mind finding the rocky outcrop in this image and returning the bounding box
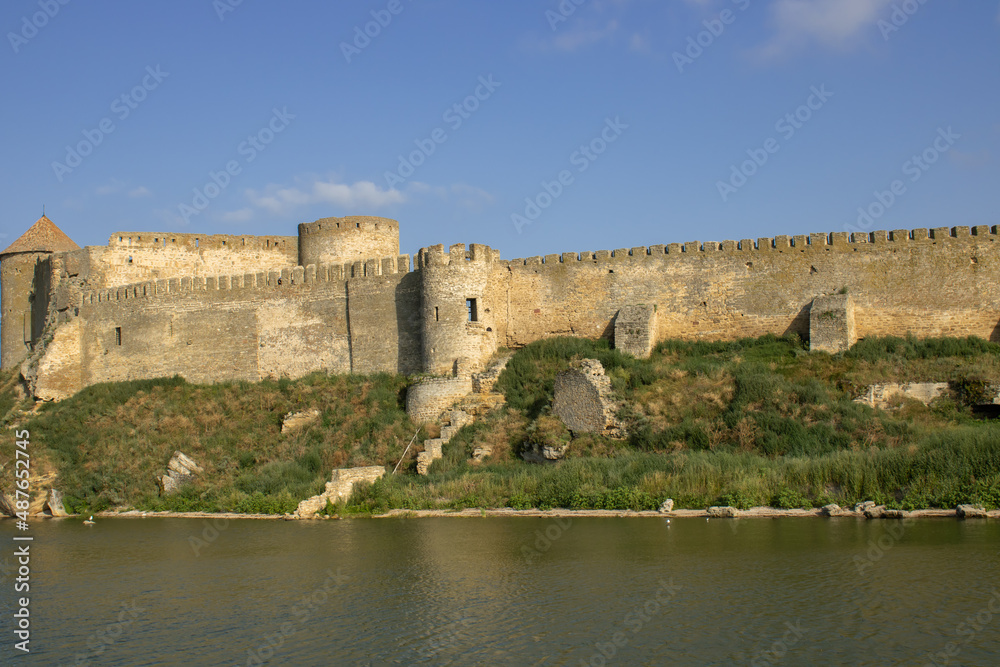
[820,503,843,516]
[552,359,624,437]
[46,489,69,517]
[957,504,987,518]
[295,466,385,518]
[854,383,952,409]
[281,408,321,434]
[159,451,203,494]
[521,441,569,463]
[707,506,740,518]
[659,499,674,514]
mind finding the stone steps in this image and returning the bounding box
[415,353,512,475]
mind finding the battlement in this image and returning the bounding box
[80,253,413,306]
[504,226,999,266]
[108,232,296,253]
[298,216,398,236]
[417,243,499,268]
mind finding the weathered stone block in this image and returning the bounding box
[615,305,657,358]
[552,359,623,437]
[810,294,856,353]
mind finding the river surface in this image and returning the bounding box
[1,516,998,666]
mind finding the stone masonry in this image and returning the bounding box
[4,215,1000,402]
[551,359,623,437]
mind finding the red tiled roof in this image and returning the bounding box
[1,215,80,256]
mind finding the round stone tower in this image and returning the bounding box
[297,216,399,267]
[0,215,80,369]
[418,243,498,376]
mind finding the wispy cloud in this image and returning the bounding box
[756,0,894,59]
[95,178,151,198]
[408,182,495,213]
[243,175,405,217]
[95,178,125,196]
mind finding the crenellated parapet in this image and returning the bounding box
[79,253,412,307]
[108,231,296,253]
[504,225,999,266]
[298,215,399,267]
[419,243,500,376]
[417,242,499,268]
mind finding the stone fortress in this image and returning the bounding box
[2,214,1000,411]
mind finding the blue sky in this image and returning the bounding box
[2,0,998,260]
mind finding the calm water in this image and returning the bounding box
[1,516,998,666]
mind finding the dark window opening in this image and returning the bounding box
[467,298,478,322]
[435,307,439,322]
[356,223,360,228]
[115,327,122,346]
[128,256,133,264]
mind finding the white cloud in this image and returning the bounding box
[243,176,405,217]
[629,32,651,54]
[550,20,619,52]
[95,178,125,196]
[757,0,894,58]
[128,186,152,198]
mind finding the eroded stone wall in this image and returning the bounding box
[497,227,1000,350]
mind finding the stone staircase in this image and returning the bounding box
[415,353,512,475]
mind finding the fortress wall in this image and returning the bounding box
[500,227,1000,349]
[419,244,499,376]
[346,267,422,375]
[299,216,400,267]
[40,252,415,394]
[0,252,46,369]
[95,232,298,287]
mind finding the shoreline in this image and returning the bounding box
[8,506,998,520]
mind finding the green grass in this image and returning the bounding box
[343,425,1000,512]
[2,334,998,515]
[2,372,422,514]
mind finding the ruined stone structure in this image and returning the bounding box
[4,215,1000,403]
[552,359,623,436]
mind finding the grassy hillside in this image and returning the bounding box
[349,334,1000,513]
[1,334,998,515]
[1,372,422,514]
